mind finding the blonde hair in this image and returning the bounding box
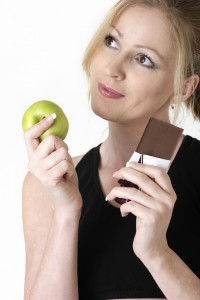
[82,0,200,122]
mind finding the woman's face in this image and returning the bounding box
[89,5,177,124]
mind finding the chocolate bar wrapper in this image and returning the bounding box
[129,151,170,169]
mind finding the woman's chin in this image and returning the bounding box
[91,104,112,121]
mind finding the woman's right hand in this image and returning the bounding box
[23,114,82,219]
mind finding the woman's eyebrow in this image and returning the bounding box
[111,26,165,62]
[111,25,123,37]
[134,44,165,61]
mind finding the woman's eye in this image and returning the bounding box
[136,54,155,68]
[104,35,119,49]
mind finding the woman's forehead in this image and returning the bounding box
[111,5,177,56]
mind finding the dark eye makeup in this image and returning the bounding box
[104,35,119,48]
[104,34,155,69]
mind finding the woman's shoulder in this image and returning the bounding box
[182,134,200,153]
[73,144,101,168]
[72,155,84,168]
[177,135,200,173]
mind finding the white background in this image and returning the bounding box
[0,1,199,299]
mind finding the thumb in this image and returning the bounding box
[24,113,56,158]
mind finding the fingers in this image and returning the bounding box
[44,147,74,177]
[28,134,69,176]
[35,134,69,159]
[120,200,151,219]
[127,162,173,192]
[106,185,155,209]
[106,162,176,216]
[113,162,175,200]
[43,147,69,170]
[40,158,75,187]
[24,119,72,187]
[23,114,78,193]
[28,146,74,187]
[24,114,56,158]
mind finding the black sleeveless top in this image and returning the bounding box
[76,135,200,300]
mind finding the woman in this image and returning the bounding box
[22,0,200,299]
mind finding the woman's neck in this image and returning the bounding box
[100,119,151,169]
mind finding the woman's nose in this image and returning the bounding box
[105,57,125,80]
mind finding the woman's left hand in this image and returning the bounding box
[106,162,177,264]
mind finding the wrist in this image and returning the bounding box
[141,246,172,272]
[53,208,81,227]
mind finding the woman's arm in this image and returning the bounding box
[143,245,200,300]
[106,162,200,300]
[23,172,80,300]
[22,115,82,300]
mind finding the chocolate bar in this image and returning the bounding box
[115,117,183,205]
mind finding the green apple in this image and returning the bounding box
[22,100,69,141]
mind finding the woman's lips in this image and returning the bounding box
[98,82,124,99]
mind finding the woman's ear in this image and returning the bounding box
[182,74,199,102]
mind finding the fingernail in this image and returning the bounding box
[46,113,56,121]
[105,195,110,201]
[121,211,127,217]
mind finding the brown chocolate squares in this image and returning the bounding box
[115,117,183,205]
[135,117,183,160]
